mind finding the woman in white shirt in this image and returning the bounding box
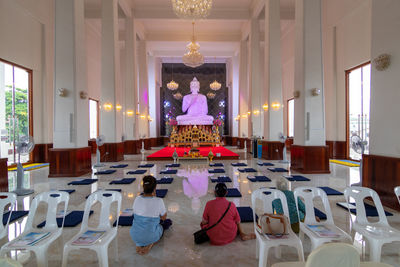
[130,175,172,255]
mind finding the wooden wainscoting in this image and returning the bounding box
[285,138,293,151]
[261,141,284,160]
[290,145,330,174]
[232,137,238,147]
[224,136,232,146]
[363,154,400,211]
[326,141,347,159]
[48,147,92,177]
[99,142,124,162]
[124,140,138,154]
[32,143,53,163]
[0,158,8,192]
[88,139,97,154]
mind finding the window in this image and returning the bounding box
[346,63,370,160]
[287,98,294,137]
[89,99,99,139]
[0,59,32,165]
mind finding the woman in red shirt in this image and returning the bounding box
[201,183,256,245]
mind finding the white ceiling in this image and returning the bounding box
[85,0,295,60]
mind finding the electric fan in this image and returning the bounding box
[93,135,105,167]
[278,132,290,163]
[350,134,368,186]
[13,136,35,196]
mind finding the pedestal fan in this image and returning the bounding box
[13,136,35,196]
[93,135,105,167]
[350,134,368,186]
[278,132,290,164]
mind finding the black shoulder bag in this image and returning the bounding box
[194,202,232,244]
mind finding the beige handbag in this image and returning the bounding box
[257,213,289,235]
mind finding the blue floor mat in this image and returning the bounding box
[238,168,257,173]
[86,189,122,199]
[211,176,232,183]
[127,170,147,175]
[3,211,29,225]
[157,178,174,184]
[109,178,136,185]
[247,175,271,182]
[209,163,224,167]
[156,189,168,198]
[267,168,288,172]
[110,164,128,168]
[257,162,274,166]
[336,202,393,217]
[165,163,180,168]
[138,164,154,168]
[208,168,225,174]
[160,169,178,175]
[285,175,311,182]
[226,188,242,198]
[318,187,343,196]
[68,179,98,185]
[114,215,134,226]
[37,210,94,228]
[237,207,255,222]
[232,163,247,167]
[95,170,116,175]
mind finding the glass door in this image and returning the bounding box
[347,63,370,160]
[0,60,31,165]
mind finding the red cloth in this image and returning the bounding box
[147,146,239,159]
[201,197,240,245]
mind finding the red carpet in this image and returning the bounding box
[147,146,239,160]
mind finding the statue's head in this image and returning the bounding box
[190,77,200,94]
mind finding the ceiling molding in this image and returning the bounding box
[133,7,250,20]
[118,0,132,17]
[153,50,235,58]
[146,32,242,42]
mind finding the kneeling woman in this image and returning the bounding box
[130,175,172,254]
[201,183,255,245]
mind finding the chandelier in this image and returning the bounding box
[173,93,183,100]
[167,63,179,90]
[206,92,216,99]
[182,22,204,68]
[171,0,213,20]
[209,57,221,90]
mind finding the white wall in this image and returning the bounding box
[0,0,54,144]
[85,20,102,101]
[322,0,371,141]
[369,0,400,157]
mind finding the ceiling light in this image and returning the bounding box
[167,63,179,90]
[171,0,213,20]
[182,22,204,68]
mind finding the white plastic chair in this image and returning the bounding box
[0,191,70,267]
[251,188,304,267]
[62,190,122,267]
[0,193,17,240]
[394,186,400,206]
[293,187,352,250]
[344,186,400,262]
[271,243,393,267]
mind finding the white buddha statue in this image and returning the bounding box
[176,77,214,125]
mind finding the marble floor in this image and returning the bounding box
[4,147,400,267]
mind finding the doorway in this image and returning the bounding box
[0,59,32,165]
[346,62,371,160]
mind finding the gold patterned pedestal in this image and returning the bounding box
[168,125,221,147]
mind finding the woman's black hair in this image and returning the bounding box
[143,175,157,194]
[215,183,227,197]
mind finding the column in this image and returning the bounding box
[238,39,249,138]
[137,40,150,139]
[123,14,138,154]
[363,0,400,210]
[100,0,124,161]
[50,0,91,177]
[249,18,262,137]
[291,0,329,173]
[261,0,285,160]
[147,54,156,138]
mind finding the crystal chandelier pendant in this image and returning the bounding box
[167,62,179,90]
[206,92,216,99]
[182,22,204,68]
[171,0,213,20]
[209,57,221,90]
